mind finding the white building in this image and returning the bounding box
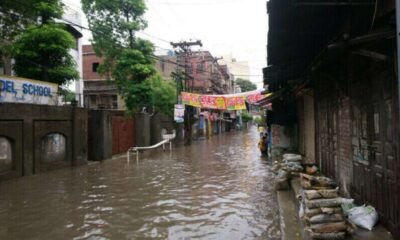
[219,54,250,93]
[62,4,84,106]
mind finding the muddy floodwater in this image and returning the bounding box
[0,127,280,239]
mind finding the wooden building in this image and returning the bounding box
[263,0,399,237]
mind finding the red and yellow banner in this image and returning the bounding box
[181,91,269,110]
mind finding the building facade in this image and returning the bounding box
[263,0,399,237]
[82,45,125,109]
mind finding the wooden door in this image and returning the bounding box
[316,79,338,179]
[351,60,399,237]
[112,116,135,154]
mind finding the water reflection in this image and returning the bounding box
[0,126,280,239]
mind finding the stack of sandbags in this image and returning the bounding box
[281,153,304,175]
[300,173,336,190]
[283,153,302,164]
[272,153,304,190]
[299,174,354,239]
[271,160,282,174]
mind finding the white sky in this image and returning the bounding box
[64,0,267,88]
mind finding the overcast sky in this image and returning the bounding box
[65,0,268,87]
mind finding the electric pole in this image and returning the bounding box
[171,40,203,146]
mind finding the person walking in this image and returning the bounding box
[258,135,268,156]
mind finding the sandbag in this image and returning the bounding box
[348,205,378,231]
[309,231,346,240]
[283,153,302,162]
[308,214,344,224]
[271,164,281,173]
[283,153,302,159]
[305,198,345,209]
[285,162,304,172]
[341,199,355,217]
[277,169,289,179]
[301,174,337,189]
[304,188,339,200]
[310,222,347,233]
[305,207,342,218]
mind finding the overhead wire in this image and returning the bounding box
[7,1,263,80]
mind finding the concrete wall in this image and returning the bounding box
[297,93,316,164]
[135,113,151,147]
[0,103,87,181]
[150,113,175,145]
[304,93,316,164]
[88,110,112,161]
[337,96,352,196]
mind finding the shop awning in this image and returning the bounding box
[255,88,285,108]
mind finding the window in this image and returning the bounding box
[89,95,97,108]
[41,134,67,163]
[92,62,99,72]
[0,137,12,173]
[112,95,118,109]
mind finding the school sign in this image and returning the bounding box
[0,76,58,105]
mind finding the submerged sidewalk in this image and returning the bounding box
[277,177,393,240]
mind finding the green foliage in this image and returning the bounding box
[118,79,152,113]
[241,111,253,122]
[149,74,176,116]
[13,24,79,85]
[82,0,147,57]
[0,0,65,71]
[236,78,257,92]
[60,88,76,102]
[83,0,169,113]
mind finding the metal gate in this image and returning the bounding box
[112,116,135,155]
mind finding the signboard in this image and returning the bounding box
[181,90,268,110]
[0,76,58,105]
[174,104,185,123]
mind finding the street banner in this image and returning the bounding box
[181,92,201,108]
[200,95,226,109]
[226,96,246,110]
[0,75,59,105]
[181,90,268,110]
[174,104,185,123]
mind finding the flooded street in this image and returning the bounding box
[0,127,280,240]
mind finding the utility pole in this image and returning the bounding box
[171,40,203,146]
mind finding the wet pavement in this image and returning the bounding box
[0,127,280,239]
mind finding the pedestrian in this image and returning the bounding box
[258,135,268,156]
[258,125,265,138]
[263,133,269,157]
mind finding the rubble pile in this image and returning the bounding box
[299,173,355,240]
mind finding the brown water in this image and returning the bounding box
[0,127,280,240]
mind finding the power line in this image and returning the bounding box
[6,4,261,80]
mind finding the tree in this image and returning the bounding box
[0,0,47,74]
[149,74,176,116]
[12,1,79,85]
[235,78,257,92]
[82,0,148,77]
[82,0,171,114]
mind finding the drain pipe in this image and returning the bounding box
[397,1,400,133]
